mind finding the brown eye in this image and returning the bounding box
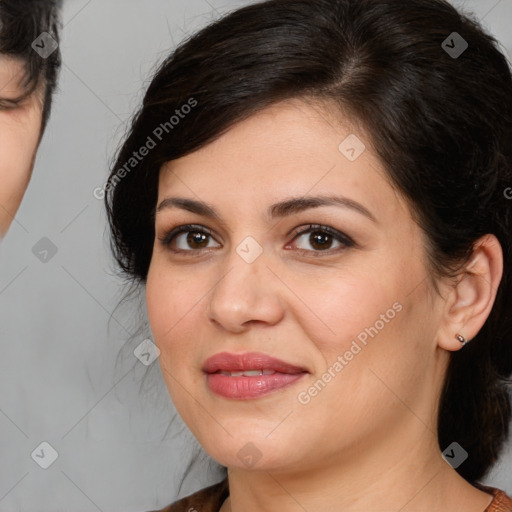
[160,224,221,253]
[289,224,354,254]
[308,231,334,250]
[184,231,210,249]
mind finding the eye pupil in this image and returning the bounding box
[310,232,332,250]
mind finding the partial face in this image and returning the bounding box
[0,55,44,238]
[146,99,448,472]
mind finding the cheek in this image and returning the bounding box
[145,260,206,372]
[147,264,190,336]
[0,110,42,212]
[289,260,427,404]
[284,263,401,359]
[146,263,215,433]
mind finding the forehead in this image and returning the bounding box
[159,99,390,197]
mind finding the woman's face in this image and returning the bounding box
[146,98,449,472]
[0,56,44,237]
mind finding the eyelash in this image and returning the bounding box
[158,223,355,257]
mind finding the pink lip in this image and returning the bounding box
[202,352,307,374]
[203,352,308,400]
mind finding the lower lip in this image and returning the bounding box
[206,372,307,399]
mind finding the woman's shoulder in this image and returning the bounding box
[143,478,512,512]
[476,483,512,512]
[145,477,229,512]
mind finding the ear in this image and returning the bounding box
[437,234,503,351]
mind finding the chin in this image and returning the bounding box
[200,432,299,472]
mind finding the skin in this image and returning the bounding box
[0,55,44,238]
[146,98,503,512]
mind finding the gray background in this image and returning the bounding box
[0,0,511,510]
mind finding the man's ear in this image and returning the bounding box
[437,234,503,351]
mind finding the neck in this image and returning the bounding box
[221,426,493,512]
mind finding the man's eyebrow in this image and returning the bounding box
[156,195,376,223]
[0,65,32,100]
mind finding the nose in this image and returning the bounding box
[207,244,285,333]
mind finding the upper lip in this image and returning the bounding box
[202,352,308,374]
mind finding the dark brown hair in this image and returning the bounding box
[0,0,62,130]
[105,0,512,485]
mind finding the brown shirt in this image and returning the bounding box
[148,478,512,512]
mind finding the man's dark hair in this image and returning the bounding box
[0,0,63,130]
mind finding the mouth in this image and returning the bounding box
[202,351,308,374]
[202,352,308,399]
[217,369,278,376]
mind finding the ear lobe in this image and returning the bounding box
[437,234,503,352]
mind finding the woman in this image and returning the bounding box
[105,0,512,510]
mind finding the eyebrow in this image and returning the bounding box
[156,195,377,223]
[0,66,32,100]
